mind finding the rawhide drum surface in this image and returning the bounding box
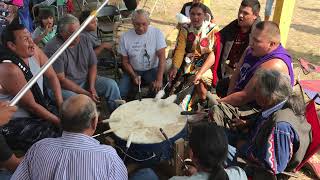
[109,98,186,144]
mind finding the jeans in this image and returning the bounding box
[118,68,158,98]
[129,168,159,180]
[0,169,12,180]
[265,0,275,16]
[50,76,121,112]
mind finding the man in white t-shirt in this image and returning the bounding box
[118,9,167,100]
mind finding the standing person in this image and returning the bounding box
[168,3,219,111]
[264,0,274,21]
[11,94,128,180]
[118,9,166,100]
[32,9,57,48]
[44,14,121,112]
[218,0,260,82]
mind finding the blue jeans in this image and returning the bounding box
[129,168,159,180]
[0,169,12,180]
[50,76,121,112]
[118,68,158,98]
[265,0,275,16]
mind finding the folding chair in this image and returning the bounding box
[294,94,320,178]
[296,58,320,104]
[96,5,122,80]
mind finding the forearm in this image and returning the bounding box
[122,62,137,78]
[88,65,97,89]
[60,78,89,95]
[25,102,58,123]
[47,75,63,108]
[156,50,166,81]
[219,91,253,106]
[197,52,215,76]
[94,46,105,57]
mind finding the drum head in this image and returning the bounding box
[109,98,186,144]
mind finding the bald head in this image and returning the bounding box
[255,21,281,44]
[61,95,97,133]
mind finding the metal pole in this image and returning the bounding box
[9,0,109,106]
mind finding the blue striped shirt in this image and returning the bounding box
[11,132,128,180]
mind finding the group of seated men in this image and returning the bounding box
[0,0,313,179]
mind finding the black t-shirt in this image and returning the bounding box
[0,133,13,162]
[180,2,213,19]
[123,0,138,11]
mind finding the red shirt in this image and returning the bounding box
[227,31,249,68]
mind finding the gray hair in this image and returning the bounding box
[57,14,80,35]
[60,96,97,133]
[131,9,150,23]
[256,69,305,115]
[256,69,292,104]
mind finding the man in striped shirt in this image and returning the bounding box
[11,94,128,180]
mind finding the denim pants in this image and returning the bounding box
[129,168,159,180]
[0,169,12,180]
[50,76,121,112]
[118,68,158,98]
[265,0,275,16]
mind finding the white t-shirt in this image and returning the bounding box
[118,26,167,71]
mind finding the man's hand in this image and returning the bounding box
[101,42,113,50]
[0,102,17,126]
[88,87,100,103]
[49,114,60,126]
[184,165,197,176]
[43,24,52,36]
[230,118,248,130]
[132,74,141,86]
[152,79,162,92]
[192,73,202,85]
[168,66,178,81]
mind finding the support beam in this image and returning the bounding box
[203,0,210,7]
[273,0,296,47]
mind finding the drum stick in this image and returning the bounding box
[123,133,134,162]
[101,118,120,123]
[159,128,189,171]
[9,0,110,106]
[138,76,142,101]
[92,128,116,138]
[163,81,170,90]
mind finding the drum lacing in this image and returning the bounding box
[115,145,156,162]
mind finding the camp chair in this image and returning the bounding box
[32,4,59,25]
[96,5,122,80]
[296,58,320,104]
[294,94,320,178]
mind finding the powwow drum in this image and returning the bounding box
[109,98,187,164]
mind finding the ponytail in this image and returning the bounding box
[208,164,229,180]
[285,94,305,116]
